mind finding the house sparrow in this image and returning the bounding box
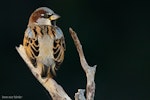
[23,7,65,78]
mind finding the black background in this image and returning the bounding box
[0,0,150,100]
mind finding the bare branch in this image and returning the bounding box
[16,45,71,100]
[69,28,97,100]
[75,89,86,100]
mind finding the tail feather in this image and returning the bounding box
[41,65,50,78]
[41,64,56,78]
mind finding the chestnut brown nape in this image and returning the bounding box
[29,10,46,24]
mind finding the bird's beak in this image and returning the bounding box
[50,14,60,20]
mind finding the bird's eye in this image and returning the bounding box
[41,14,51,18]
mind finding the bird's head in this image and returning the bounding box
[28,7,60,26]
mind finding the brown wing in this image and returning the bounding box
[23,27,39,67]
[53,37,65,69]
[53,27,66,70]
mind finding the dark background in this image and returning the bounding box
[0,0,150,100]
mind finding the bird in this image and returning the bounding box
[23,7,65,78]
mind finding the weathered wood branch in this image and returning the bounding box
[69,28,97,100]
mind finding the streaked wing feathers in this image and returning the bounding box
[53,34,65,69]
[23,27,39,67]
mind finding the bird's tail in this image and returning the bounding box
[41,64,56,78]
[41,65,49,78]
